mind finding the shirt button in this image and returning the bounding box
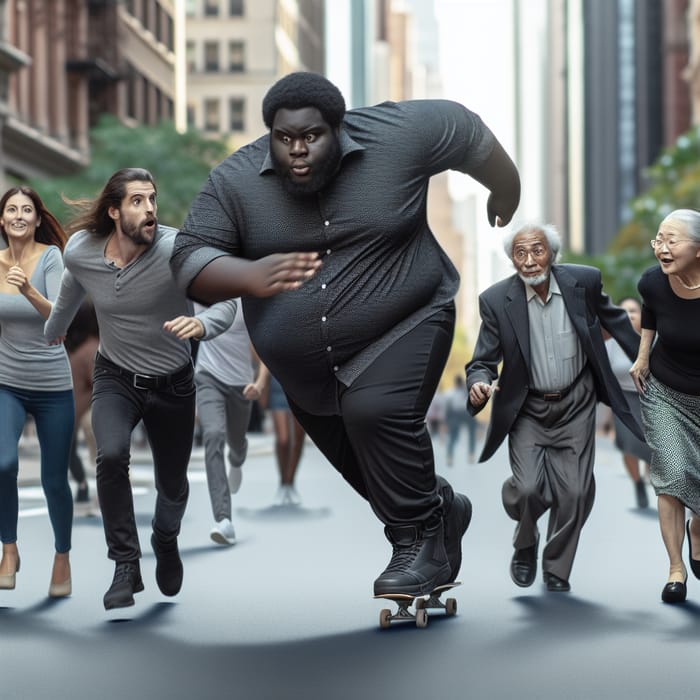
[333,366,339,372]
[321,283,327,289]
[326,249,331,255]
[324,220,330,226]
[326,346,332,352]
[321,316,327,322]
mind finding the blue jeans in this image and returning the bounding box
[91,353,194,562]
[0,385,74,552]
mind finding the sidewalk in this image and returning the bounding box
[17,431,275,487]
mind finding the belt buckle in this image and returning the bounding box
[132,373,152,390]
[542,391,561,401]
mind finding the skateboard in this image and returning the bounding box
[374,582,461,629]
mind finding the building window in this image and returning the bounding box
[186,41,196,73]
[204,0,219,16]
[228,41,244,72]
[229,98,245,131]
[185,0,196,16]
[204,41,219,72]
[204,98,220,132]
[229,0,244,16]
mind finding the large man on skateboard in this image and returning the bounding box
[170,72,521,595]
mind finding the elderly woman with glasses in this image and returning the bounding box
[630,208,700,604]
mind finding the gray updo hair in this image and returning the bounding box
[502,222,562,262]
[661,209,700,243]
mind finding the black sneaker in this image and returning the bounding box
[444,492,472,581]
[437,476,473,581]
[151,533,183,597]
[103,562,144,610]
[373,521,451,596]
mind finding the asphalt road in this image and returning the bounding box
[3,429,699,700]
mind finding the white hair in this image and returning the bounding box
[662,209,700,243]
[502,222,563,262]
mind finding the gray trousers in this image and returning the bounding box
[503,371,596,580]
[195,370,251,522]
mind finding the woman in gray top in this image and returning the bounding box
[0,186,74,598]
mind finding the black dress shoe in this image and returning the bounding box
[661,578,687,604]
[686,520,700,580]
[510,533,539,588]
[544,572,571,592]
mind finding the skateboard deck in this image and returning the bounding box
[374,581,461,628]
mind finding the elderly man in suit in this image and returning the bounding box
[466,223,641,592]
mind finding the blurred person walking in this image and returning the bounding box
[267,374,306,506]
[64,299,100,505]
[0,186,74,598]
[194,300,268,544]
[604,296,651,509]
[444,375,477,465]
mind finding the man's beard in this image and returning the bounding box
[271,136,342,197]
[121,217,157,245]
[518,270,550,287]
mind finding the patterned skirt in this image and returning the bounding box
[640,374,700,514]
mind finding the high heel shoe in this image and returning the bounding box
[48,578,72,598]
[661,575,688,604]
[0,557,20,590]
[686,520,700,580]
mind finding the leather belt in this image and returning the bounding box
[96,352,192,391]
[528,365,588,402]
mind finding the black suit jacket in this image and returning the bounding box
[465,264,642,462]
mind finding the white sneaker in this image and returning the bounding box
[228,466,242,494]
[274,484,301,506]
[273,485,287,506]
[210,518,236,545]
[287,485,301,506]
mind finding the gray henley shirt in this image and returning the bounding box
[45,226,236,375]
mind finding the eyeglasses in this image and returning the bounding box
[513,245,548,262]
[650,238,695,250]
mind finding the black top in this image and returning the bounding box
[638,265,700,395]
[172,99,496,414]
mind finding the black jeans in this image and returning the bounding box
[91,353,195,562]
[288,304,455,528]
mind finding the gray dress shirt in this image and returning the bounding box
[526,274,585,392]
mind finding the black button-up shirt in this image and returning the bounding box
[171,99,496,414]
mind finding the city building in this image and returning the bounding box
[0,0,178,189]
[184,0,324,149]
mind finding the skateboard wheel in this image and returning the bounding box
[446,597,457,616]
[415,609,428,628]
[379,609,392,629]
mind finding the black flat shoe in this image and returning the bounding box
[661,579,687,604]
[686,520,700,580]
[543,572,570,592]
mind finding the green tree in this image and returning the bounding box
[30,115,229,229]
[563,125,700,301]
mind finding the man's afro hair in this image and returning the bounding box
[262,72,346,130]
